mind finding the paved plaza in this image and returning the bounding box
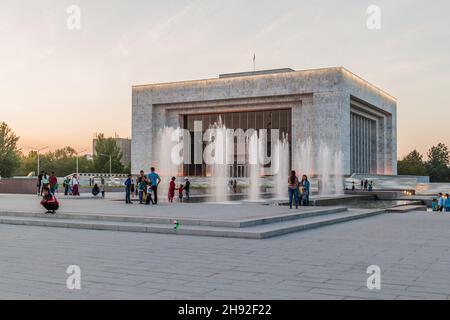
[1,195,450,299]
[0,194,315,220]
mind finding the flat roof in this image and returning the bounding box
[132,67,396,101]
[219,68,295,78]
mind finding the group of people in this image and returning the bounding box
[228,179,238,193]
[38,172,85,214]
[123,167,192,205]
[168,176,190,203]
[62,174,82,196]
[37,171,60,214]
[91,181,106,198]
[351,179,374,192]
[287,171,310,209]
[432,193,450,212]
[37,171,59,196]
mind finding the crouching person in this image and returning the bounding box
[41,187,59,214]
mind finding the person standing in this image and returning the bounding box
[288,171,299,209]
[445,194,450,212]
[49,172,58,195]
[168,177,176,203]
[438,193,445,212]
[184,177,191,201]
[71,174,80,196]
[42,172,50,192]
[37,171,44,196]
[101,178,106,199]
[124,174,132,204]
[63,176,71,195]
[130,177,135,199]
[147,167,161,204]
[135,176,140,197]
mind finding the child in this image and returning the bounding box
[178,184,184,203]
[101,178,106,198]
[130,179,135,199]
[41,187,59,214]
[145,183,154,205]
[168,177,176,203]
[137,171,148,204]
[431,198,438,212]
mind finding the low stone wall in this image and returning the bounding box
[0,178,37,195]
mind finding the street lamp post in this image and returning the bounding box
[75,149,88,175]
[29,146,49,176]
[98,153,112,177]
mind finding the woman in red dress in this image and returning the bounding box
[168,177,176,203]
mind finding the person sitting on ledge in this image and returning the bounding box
[40,187,59,214]
[431,198,438,212]
[92,183,100,197]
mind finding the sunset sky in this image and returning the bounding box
[1,0,449,159]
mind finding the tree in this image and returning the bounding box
[397,150,427,176]
[426,143,450,182]
[93,134,125,174]
[0,122,21,177]
[17,147,93,177]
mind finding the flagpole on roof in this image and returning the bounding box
[253,53,256,72]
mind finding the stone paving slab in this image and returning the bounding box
[0,210,449,299]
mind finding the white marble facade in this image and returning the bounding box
[131,67,397,176]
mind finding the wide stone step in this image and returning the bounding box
[386,205,427,213]
[0,207,348,228]
[0,208,385,239]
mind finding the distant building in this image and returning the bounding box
[93,135,131,167]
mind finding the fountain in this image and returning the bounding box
[295,137,314,177]
[154,127,344,203]
[155,127,182,198]
[248,130,260,202]
[317,143,344,196]
[273,135,290,199]
[206,121,232,202]
[295,137,344,196]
